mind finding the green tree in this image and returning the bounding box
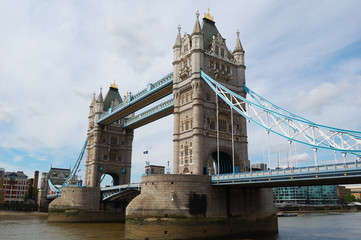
[344,194,356,203]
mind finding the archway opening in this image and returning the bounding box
[100,173,120,187]
[211,151,233,174]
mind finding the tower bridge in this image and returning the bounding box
[46,10,361,239]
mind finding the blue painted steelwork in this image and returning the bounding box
[200,70,361,156]
[101,183,141,201]
[97,73,173,124]
[46,139,87,199]
[123,99,174,128]
[63,138,88,187]
[212,161,361,187]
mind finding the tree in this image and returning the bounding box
[344,194,356,204]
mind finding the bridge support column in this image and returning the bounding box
[48,187,126,222]
[125,175,278,239]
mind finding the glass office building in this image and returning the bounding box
[273,185,339,205]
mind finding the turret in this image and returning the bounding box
[233,30,245,66]
[191,11,203,50]
[173,25,182,63]
[95,87,104,114]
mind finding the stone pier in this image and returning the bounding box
[48,187,125,222]
[125,174,278,239]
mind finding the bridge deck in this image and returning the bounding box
[123,99,174,129]
[212,161,361,188]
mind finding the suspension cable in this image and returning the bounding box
[231,101,235,174]
[216,89,220,175]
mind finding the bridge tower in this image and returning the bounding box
[84,83,134,187]
[172,11,248,175]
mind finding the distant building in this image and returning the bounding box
[145,165,165,175]
[251,163,267,171]
[38,167,79,211]
[3,171,28,203]
[26,171,39,203]
[273,185,347,205]
[0,168,4,204]
[345,186,361,199]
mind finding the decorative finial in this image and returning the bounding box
[236,29,240,37]
[196,10,200,19]
[177,24,181,33]
[204,7,214,22]
[110,80,118,89]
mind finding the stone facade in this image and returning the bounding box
[126,174,277,239]
[84,85,134,187]
[172,12,248,175]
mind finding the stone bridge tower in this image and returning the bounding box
[84,83,134,187]
[172,11,248,175]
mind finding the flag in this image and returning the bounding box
[143,151,148,154]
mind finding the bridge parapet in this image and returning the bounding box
[213,161,361,187]
[97,73,173,124]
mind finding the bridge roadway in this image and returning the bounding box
[213,161,361,188]
[97,162,361,201]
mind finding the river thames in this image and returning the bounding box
[1,211,361,239]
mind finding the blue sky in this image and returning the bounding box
[1,0,361,184]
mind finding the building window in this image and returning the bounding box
[210,60,214,68]
[219,119,226,132]
[215,46,219,55]
[221,48,224,57]
[110,136,117,145]
[210,120,215,130]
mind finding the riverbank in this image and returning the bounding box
[0,210,47,219]
[277,204,361,213]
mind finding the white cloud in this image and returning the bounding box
[295,82,340,114]
[0,1,361,182]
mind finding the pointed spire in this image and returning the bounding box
[97,87,103,103]
[234,29,244,52]
[192,11,202,35]
[90,92,96,106]
[173,25,182,49]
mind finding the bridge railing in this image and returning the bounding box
[212,161,361,182]
[123,98,174,128]
[100,183,141,192]
[98,73,173,122]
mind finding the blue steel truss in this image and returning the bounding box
[123,99,174,128]
[47,139,87,198]
[101,183,141,201]
[200,70,361,158]
[98,73,173,124]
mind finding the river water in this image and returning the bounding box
[1,212,361,240]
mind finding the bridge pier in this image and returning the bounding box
[125,174,278,239]
[48,187,126,222]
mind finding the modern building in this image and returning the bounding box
[251,163,267,171]
[273,185,348,205]
[3,171,29,203]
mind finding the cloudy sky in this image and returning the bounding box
[1,0,361,184]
